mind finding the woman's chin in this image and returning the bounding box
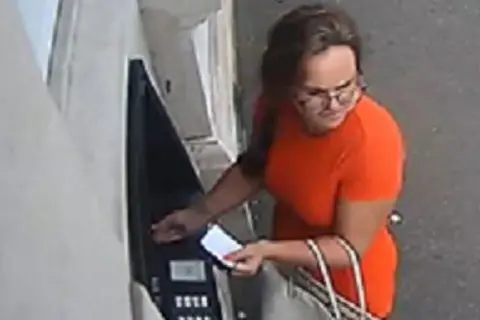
[302,114,346,135]
[323,115,345,129]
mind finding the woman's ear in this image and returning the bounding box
[357,73,367,91]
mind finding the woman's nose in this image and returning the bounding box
[326,95,343,112]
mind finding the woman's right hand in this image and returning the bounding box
[151,207,211,243]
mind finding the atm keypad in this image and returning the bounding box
[175,294,209,308]
[174,294,213,320]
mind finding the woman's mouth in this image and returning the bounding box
[322,112,342,120]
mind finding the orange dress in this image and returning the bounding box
[255,95,404,318]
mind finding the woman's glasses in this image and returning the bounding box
[293,75,363,112]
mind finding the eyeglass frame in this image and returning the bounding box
[292,74,367,112]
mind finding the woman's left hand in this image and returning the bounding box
[224,240,271,277]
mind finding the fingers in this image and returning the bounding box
[231,262,256,277]
[230,259,263,277]
[151,218,167,232]
[224,247,249,262]
[152,229,182,243]
[224,246,262,277]
[151,217,186,243]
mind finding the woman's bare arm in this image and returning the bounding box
[194,162,263,219]
[253,198,396,269]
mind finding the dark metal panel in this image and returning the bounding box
[126,59,224,320]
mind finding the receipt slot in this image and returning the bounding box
[126,59,229,320]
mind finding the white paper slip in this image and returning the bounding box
[200,224,243,268]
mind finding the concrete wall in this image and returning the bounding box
[0,1,132,319]
[16,0,60,80]
[1,0,240,319]
[139,0,238,157]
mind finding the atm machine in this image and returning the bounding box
[126,59,232,320]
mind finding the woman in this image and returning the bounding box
[152,4,405,319]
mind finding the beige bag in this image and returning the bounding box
[260,237,380,320]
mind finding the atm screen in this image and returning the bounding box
[170,260,207,282]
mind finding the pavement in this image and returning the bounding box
[232,0,480,319]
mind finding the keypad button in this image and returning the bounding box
[184,296,192,308]
[195,317,202,320]
[200,296,208,307]
[151,277,161,293]
[192,296,200,308]
[203,316,211,320]
[178,317,185,320]
[175,296,183,308]
[186,316,194,320]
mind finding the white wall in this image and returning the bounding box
[141,7,214,140]
[0,1,132,319]
[190,6,238,160]
[16,0,60,80]
[139,0,239,161]
[0,0,239,319]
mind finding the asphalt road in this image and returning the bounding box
[232,0,480,319]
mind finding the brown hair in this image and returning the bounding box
[237,3,363,177]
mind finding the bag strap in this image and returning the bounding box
[305,239,342,319]
[335,237,367,320]
[305,238,367,320]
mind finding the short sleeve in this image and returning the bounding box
[339,126,405,201]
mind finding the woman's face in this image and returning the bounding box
[292,45,361,134]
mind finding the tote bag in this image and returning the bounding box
[260,237,380,320]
